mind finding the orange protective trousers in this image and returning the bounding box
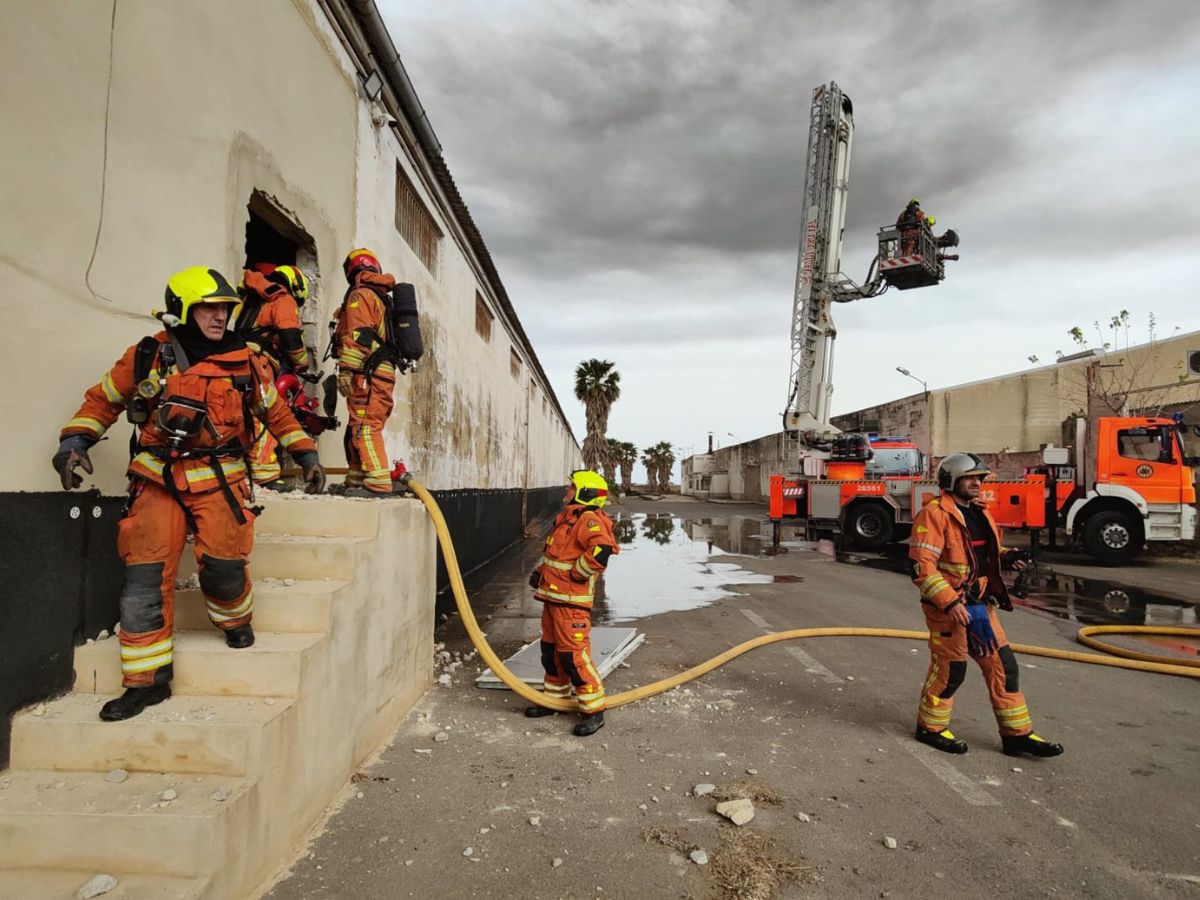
[343,370,395,493]
[539,602,605,713]
[917,603,1033,737]
[115,480,255,687]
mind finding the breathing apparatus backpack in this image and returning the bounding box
[327,281,424,380]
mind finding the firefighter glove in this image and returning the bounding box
[294,452,326,494]
[52,436,95,491]
[336,371,354,398]
[965,603,999,657]
[1002,548,1031,571]
[528,570,541,589]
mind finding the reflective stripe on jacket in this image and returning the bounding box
[60,333,315,493]
[534,504,619,609]
[909,490,1012,610]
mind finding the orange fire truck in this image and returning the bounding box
[770,416,1198,564]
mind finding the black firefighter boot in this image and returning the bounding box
[915,726,969,754]
[99,683,172,722]
[525,705,557,718]
[1002,732,1064,758]
[573,711,605,737]
[224,624,255,649]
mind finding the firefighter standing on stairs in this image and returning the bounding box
[910,453,1064,758]
[334,248,400,497]
[237,265,312,491]
[52,267,325,722]
[526,470,619,737]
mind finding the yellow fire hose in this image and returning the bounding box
[403,478,1200,710]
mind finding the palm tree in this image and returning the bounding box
[650,441,676,492]
[641,447,660,490]
[602,438,621,488]
[574,359,621,472]
[617,441,638,494]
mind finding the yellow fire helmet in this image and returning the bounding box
[570,469,610,508]
[162,267,242,326]
[910,197,921,206]
[267,264,310,303]
[926,215,936,227]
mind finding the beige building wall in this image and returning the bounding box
[1,0,578,496]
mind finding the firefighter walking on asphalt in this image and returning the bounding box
[526,470,619,737]
[237,265,312,490]
[334,248,399,496]
[52,267,325,722]
[910,453,1063,758]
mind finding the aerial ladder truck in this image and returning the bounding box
[769,83,1197,564]
[769,81,955,547]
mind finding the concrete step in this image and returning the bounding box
[176,534,370,582]
[10,693,295,777]
[172,579,348,633]
[0,868,209,899]
[74,630,324,698]
[253,493,385,538]
[0,770,251,878]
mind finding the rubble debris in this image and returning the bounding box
[104,769,128,784]
[76,874,118,899]
[690,850,710,866]
[694,783,716,798]
[883,836,898,850]
[716,798,755,826]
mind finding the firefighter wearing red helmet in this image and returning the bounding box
[909,453,1063,759]
[236,264,312,489]
[52,267,324,722]
[525,470,619,737]
[332,248,400,496]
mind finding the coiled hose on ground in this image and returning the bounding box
[404,479,1200,710]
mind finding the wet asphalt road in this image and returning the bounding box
[265,497,1200,900]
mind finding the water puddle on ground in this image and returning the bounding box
[594,513,794,624]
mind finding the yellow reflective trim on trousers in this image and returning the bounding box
[120,638,173,660]
[361,426,383,473]
[67,416,105,436]
[101,373,125,404]
[578,693,606,711]
[580,651,603,687]
[540,557,573,571]
[206,590,253,621]
[121,652,173,673]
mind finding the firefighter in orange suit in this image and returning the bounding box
[52,267,325,722]
[237,266,312,489]
[334,248,398,496]
[910,453,1064,758]
[897,198,925,256]
[525,470,619,737]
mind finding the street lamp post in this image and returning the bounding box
[895,366,928,393]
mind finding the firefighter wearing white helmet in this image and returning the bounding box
[908,453,1064,758]
[525,470,619,736]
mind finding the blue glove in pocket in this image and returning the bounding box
[965,604,999,657]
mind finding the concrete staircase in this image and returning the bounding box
[0,495,435,899]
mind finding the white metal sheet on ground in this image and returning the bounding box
[475,627,644,689]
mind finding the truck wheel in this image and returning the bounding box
[1082,510,1141,565]
[847,502,894,550]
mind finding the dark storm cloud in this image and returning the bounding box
[386,0,1200,280]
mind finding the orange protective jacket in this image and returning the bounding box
[238,270,309,374]
[533,504,619,609]
[334,272,397,379]
[909,490,1013,611]
[60,332,315,493]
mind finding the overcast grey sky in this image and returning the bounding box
[380,0,1200,471]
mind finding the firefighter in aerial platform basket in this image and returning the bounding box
[910,453,1064,758]
[331,248,423,497]
[896,197,925,256]
[237,264,313,490]
[526,470,620,737]
[52,267,325,721]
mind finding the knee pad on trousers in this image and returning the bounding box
[540,641,557,675]
[120,562,165,632]
[558,651,586,688]
[998,645,1020,693]
[939,660,969,699]
[199,555,247,601]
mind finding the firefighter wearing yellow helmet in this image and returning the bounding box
[235,264,313,489]
[525,470,619,736]
[51,266,324,722]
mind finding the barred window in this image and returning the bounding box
[395,162,442,273]
[510,348,522,379]
[475,292,493,341]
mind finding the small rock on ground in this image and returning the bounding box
[690,850,709,866]
[552,858,564,868]
[715,798,755,826]
[795,812,811,822]
[76,874,118,899]
[104,769,128,784]
[883,836,898,849]
[433,732,449,743]
[693,783,715,797]
[159,788,177,802]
